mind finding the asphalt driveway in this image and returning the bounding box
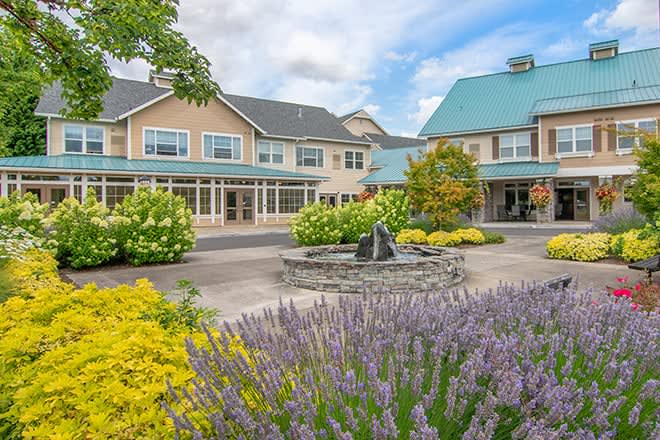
[65,234,638,323]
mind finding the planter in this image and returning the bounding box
[536,207,551,224]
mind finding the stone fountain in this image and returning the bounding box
[280,221,465,294]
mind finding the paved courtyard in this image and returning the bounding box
[65,233,640,323]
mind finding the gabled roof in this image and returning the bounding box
[420,46,660,137]
[35,78,173,121]
[336,109,388,135]
[0,154,326,181]
[336,110,361,124]
[364,133,426,150]
[222,94,370,144]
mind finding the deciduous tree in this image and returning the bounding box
[405,139,480,228]
[629,136,660,221]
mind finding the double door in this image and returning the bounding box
[224,189,254,225]
[23,185,68,208]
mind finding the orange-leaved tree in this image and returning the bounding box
[404,139,480,228]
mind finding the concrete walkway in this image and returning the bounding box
[65,235,637,323]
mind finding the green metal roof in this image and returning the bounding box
[359,146,559,185]
[478,161,559,179]
[419,47,660,137]
[530,85,660,115]
[0,154,326,180]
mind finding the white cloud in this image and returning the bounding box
[363,104,381,115]
[541,38,582,60]
[408,95,444,125]
[384,51,417,63]
[585,0,658,34]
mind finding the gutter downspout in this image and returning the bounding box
[46,116,51,155]
[127,116,132,160]
[252,128,256,166]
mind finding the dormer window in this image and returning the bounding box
[589,40,619,60]
[506,54,534,73]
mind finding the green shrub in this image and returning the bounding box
[618,229,659,262]
[395,228,427,244]
[427,231,460,247]
[481,230,506,244]
[47,189,118,269]
[451,227,485,244]
[546,233,611,262]
[408,217,434,234]
[373,189,410,235]
[0,191,48,237]
[337,200,377,243]
[289,202,342,246]
[112,187,196,266]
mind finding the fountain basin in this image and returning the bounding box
[280,244,464,294]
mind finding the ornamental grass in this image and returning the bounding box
[168,285,659,439]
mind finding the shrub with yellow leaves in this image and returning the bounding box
[395,229,428,245]
[427,231,461,247]
[546,233,611,262]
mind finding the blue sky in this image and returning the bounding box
[110,0,660,137]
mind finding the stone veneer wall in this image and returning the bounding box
[280,244,465,294]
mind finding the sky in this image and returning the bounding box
[109,0,660,137]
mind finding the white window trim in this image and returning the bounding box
[143,127,190,159]
[555,124,594,159]
[343,149,365,170]
[498,132,532,162]
[615,118,657,155]
[257,140,286,165]
[296,145,325,168]
[202,131,244,162]
[63,124,105,155]
[340,192,358,205]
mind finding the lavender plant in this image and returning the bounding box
[168,285,660,439]
[591,207,647,235]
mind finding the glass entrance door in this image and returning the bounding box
[574,189,590,221]
[224,190,255,225]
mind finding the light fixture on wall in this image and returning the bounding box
[138,176,152,186]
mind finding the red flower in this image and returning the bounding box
[616,277,628,283]
[613,288,632,298]
[631,303,639,311]
[634,282,641,291]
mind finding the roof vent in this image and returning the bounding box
[297,107,303,118]
[506,54,534,73]
[589,40,619,60]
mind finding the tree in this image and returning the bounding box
[405,139,481,228]
[0,0,221,120]
[629,136,660,221]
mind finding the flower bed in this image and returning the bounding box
[547,230,659,263]
[397,227,496,247]
[168,283,660,438]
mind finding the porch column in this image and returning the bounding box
[16,173,21,193]
[101,176,106,207]
[482,181,494,222]
[81,175,88,200]
[253,182,258,225]
[219,180,224,227]
[1,172,7,196]
[261,181,267,223]
[275,182,280,223]
[195,178,201,224]
[303,183,308,205]
[69,175,75,200]
[210,179,216,224]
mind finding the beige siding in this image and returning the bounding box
[48,119,126,156]
[540,104,660,168]
[129,95,254,163]
[427,129,539,163]
[344,117,385,136]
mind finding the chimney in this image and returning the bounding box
[589,40,619,60]
[506,54,534,73]
[297,107,303,118]
[148,70,175,88]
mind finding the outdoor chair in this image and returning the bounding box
[496,205,508,221]
[511,205,521,220]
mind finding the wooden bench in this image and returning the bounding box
[542,273,573,291]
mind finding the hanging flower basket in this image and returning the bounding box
[595,183,618,214]
[529,184,552,208]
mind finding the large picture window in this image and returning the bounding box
[296,146,324,168]
[556,126,592,155]
[499,133,530,159]
[258,141,284,164]
[64,125,104,154]
[144,128,188,157]
[344,151,364,169]
[203,133,242,160]
[617,119,657,151]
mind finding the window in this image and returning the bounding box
[556,126,592,155]
[64,125,104,154]
[199,187,211,215]
[105,185,134,209]
[340,193,358,205]
[499,133,530,159]
[144,128,188,157]
[172,186,197,213]
[296,146,324,168]
[203,133,242,160]
[278,188,305,213]
[468,144,480,155]
[617,119,657,151]
[504,182,531,209]
[344,151,364,169]
[258,141,284,164]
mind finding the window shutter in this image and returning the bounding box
[332,154,341,170]
[548,129,556,155]
[607,123,617,151]
[530,132,539,157]
[592,125,601,152]
[491,136,499,160]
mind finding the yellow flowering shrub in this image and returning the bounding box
[47,188,119,269]
[395,229,428,244]
[113,187,196,265]
[373,189,410,235]
[289,202,342,246]
[546,233,611,262]
[427,231,461,247]
[337,200,378,243]
[0,191,48,238]
[615,229,660,262]
[0,250,215,439]
[451,228,486,244]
